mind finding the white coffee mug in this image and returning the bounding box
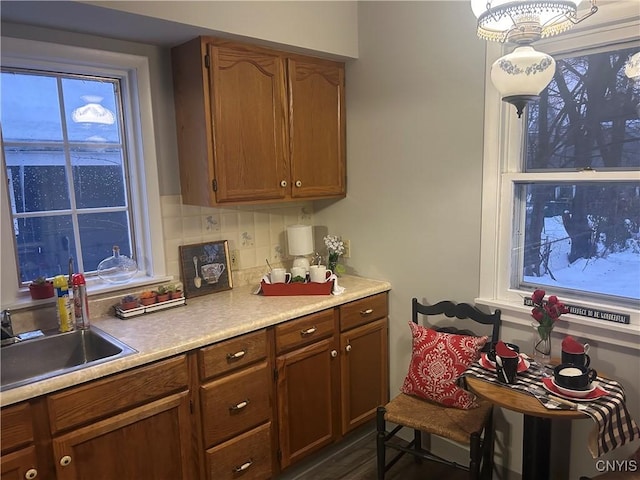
[291,266,307,280]
[271,268,291,284]
[309,265,332,283]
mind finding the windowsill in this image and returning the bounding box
[9,274,173,312]
[475,297,640,352]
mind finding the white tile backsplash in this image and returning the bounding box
[160,196,315,285]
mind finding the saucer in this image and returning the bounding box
[551,378,596,398]
[542,377,608,401]
[480,353,529,373]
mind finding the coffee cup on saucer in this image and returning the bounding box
[553,363,597,391]
[561,335,591,368]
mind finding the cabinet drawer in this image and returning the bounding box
[199,329,267,381]
[275,309,336,354]
[340,293,388,332]
[200,361,271,447]
[48,355,189,434]
[205,422,272,480]
[1,402,34,454]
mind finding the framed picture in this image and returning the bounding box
[179,240,233,298]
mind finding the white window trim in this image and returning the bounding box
[476,2,640,350]
[1,37,168,308]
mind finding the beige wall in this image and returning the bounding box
[84,0,359,58]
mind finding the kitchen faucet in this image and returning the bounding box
[1,309,19,346]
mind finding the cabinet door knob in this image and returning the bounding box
[331,350,338,358]
[226,350,246,361]
[229,399,249,411]
[25,469,38,479]
[300,326,317,336]
[295,180,302,187]
[280,180,287,187]
[234,460,253,473]
[359,308,374,316]
[59,456,72,467]
[345,344,352,352]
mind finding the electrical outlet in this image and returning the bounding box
[343,239,351,258]
[230,250,239,268]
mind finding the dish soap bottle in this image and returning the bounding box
[97,246,138,284]
[53,275,74,333]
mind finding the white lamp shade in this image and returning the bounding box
[471,0,582,43]
[287,225,314,256]
[491,46,556,98]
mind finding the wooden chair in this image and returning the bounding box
[376,299,501,480]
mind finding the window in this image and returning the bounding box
[518,46,640,306]
[2,69,136,284]
[478,3,640,338]
[1,37,165,305]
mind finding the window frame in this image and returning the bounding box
[476,2,640,349]
[1,36,167,307]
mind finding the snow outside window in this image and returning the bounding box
[478,2,640,345]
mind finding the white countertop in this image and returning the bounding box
[1,275,391,407]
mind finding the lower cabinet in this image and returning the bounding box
[0,291,389,480]
[197,329,274,480]
[51,392,192,480]
[1,402,43,480]
[48,355,193,480]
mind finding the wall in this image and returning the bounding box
[84,0,359,58]
[313,0,492,470]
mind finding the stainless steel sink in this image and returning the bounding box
[1,327,137,391]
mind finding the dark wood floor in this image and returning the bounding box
[276,424,468,480]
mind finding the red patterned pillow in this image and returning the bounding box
[401,322,488,409]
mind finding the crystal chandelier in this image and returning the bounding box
[471,0,599,117]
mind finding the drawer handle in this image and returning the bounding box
[300,326,317,336]
[226,350,246,361]
[234,459,253,473]
[229,399,249,411]
[25,469,38,480]
[359,308,374,316]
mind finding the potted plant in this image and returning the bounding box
[120,295,139,310]
[167,284,183,300]
[29,276,55,300]
[139,290,157,306]
[155,285,170,303]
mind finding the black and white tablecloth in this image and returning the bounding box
[462,360,640,458]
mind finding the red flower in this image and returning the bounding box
[530,289,569,333]
[532,289,546,304]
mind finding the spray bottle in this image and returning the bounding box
[72,273,90,330]
[53,275,74,333]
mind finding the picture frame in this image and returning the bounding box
[179,240,233,298]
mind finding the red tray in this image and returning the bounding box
[260,280,333,296]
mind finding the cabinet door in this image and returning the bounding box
[1,446,38,480]
[52,392,193,480]
[288,57,345,199]
[276,336,339,469]
[209,43,289,202]
[340,318,389,434]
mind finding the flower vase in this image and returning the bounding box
[532,322,552,364]
[327,252,339,276]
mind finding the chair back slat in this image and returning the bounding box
[411,298,501,344]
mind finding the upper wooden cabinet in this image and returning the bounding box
[171,37,346,206]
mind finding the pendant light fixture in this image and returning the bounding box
[471,0,599,118]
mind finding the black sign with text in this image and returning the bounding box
[524,297,630,324]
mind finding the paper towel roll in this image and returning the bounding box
[287,225,314,255]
